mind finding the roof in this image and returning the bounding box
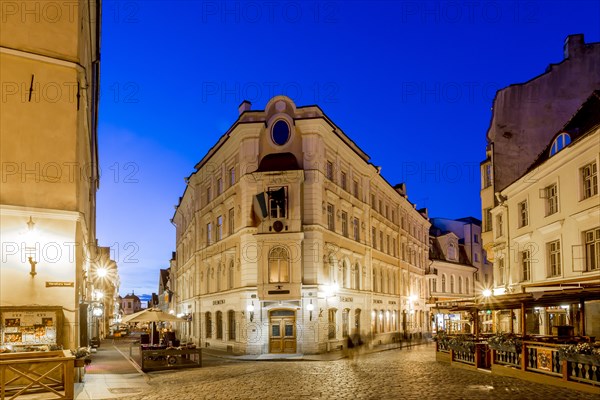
[523,90,600,177]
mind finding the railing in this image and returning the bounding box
[524,342,562,377]
[0,350,74,400]
[564,356,600,386]
[140,347,202,372]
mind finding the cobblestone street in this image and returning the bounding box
[126,343,600,400]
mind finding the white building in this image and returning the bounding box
[171,96,430,355]
[489,91,600,336]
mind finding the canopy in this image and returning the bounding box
[121,308,183,324]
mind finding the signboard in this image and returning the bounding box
[1,310,58,346]
[46,282,74,287]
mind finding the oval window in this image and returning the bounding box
[272,120,290,146]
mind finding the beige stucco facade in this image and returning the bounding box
[488,93,600,336]
[171,96,430,355]
[0,1,101,350]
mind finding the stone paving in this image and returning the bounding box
[125,343,600,400]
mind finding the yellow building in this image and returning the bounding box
[171,96,430,355]
[488,91,600,336]
[0,1,101,350]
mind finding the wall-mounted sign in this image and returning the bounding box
[45,282,74,287]
[339,296,353,302]
[212,300,225,305]
[373,299,383,304]
[388,301,397,305]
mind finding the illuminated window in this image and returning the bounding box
[216,215,223,241]
[521,250,531,281]
[328,309,337,339]
[482,162,492,188]
[545,184,559,215]
[342,309,350,337]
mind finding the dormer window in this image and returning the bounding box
[549,132,571,156]
[268,186,287,218]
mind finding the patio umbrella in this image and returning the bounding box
[121,308,183,345]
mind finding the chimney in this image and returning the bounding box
[563,34,585,59]
[238,100,251,115]
[394,183,407,197]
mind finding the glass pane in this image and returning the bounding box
[284,324,294,337]
[271,324,281,337]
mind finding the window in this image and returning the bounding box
[328,309,337,339]
[545,184,558,215]
[216,311,223,339]
[484,208,492,232]
[272,119,290,145]
[372,269,377,292]
[392,210,396,224]
[341,211,348,237]
[268,186,287,218]
[458,276,463,294]
[430,278,437,294]
[216,215,223,241]
[582,162,598,199]
[228,260,234,289]
[217,178,223,195]
[450,275,455,293]
[205,312,212,338]
[354,263,361,290]
[354,309,361,330]
[547,240,561,277]
[393,238,397,257]
[521,250,531,281]
[342,261,348,288]
[206,222,212,245]
[372,227,377,249]
[585,228,600,271]
[385,205,389,219]
[341,172,347,190]
[465,278,469,294]
[229,167,235,186]
[371,194,376,208]
[380,231,384,252]
[474,234,479,244]
[327,203,335,230]
[268,246,290,283]
[496,214,504,237]
[386,235,390,255]
[518,201,528,228]
[326,161,333,180]
[353,180,359,198]
[482,163,492,188]
[228,310,236,340]
[353,218,360,241]
[549,132,571,156]
[228,208,234,235]
[441,274,446,293]
[474,253,479,262]
[206,186,212,204]
[378,200,382,214]
[448,243,456,260]
[497,258,504,285]
[342,309,350,337]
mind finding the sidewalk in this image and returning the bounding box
[75,339,150,400]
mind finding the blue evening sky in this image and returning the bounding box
[96,0,600,298]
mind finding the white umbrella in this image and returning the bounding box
[121,308,183,345]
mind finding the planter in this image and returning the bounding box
[74,358,85,368]
[489,343,521,354]
[448,343,475,354]
[560,353,600,366]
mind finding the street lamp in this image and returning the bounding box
[246,302,255,322]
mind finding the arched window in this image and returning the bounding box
[216,311,223,339]
[342,261,348,288]
[353,263,361,290]
[372,269,377,292]
[328,309,337,339]
[465,277,470,294]
[228,261,234,290]
[354,309,361,331]
[205,312,212,338]
[228,310,236,340]
[441,274,446,293]
[458,276,463,294]
[550,132,571,156]
[269,246,290,283]
[342,308,350,337]
[450,275,455,293]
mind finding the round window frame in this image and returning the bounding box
[271,119,291,147]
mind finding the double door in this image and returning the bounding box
[269,310,296,353]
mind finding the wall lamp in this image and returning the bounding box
[307,299,314,321]
[25,217,38,277]
[247,301,255,322]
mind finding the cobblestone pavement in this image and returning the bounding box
[127,343,600,400]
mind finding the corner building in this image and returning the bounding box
[172,96,430,354]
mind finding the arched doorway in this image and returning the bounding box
[269,309,296,353]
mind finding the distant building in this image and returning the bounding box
[120,293,142,315]
[158,267,171,313]
[481,34,600,261]
[489,91,600,336]
[427,217,492,333]
[171,96,430,355]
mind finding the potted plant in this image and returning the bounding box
[487,332,522,353]
[448,334,475,353]
[433,330,450,351]
[558,342,600,366]
[71,347,91,367]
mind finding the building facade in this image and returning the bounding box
[488,91,600,336]
[171,96,430,355]
[481,34,600,262]
[427,217,492,333]
[0,1,101,350]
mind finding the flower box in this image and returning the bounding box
[560,353,600,366]
[489,343,521,353]
[74,358,86,368]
